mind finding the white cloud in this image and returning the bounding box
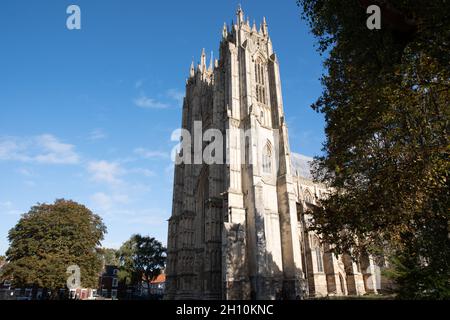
[0,134,79,164]
[104,208,168,226]
[17,168,33,176]
[0,139,19,159]
[128,167,155,177]
[166,88,184,106]
[134,147,169,159]
[87,160,124,185]
[91,192,129,211]
[134,96,170,109]
[87,158,155,185]
[133,88,184,109]
[34,134,79,164]
[88,129,107,141]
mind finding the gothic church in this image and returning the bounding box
[166,6,386,300]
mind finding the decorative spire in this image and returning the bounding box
[222,22,228,38]
[252,19,257,32]
[236,4,244,24]
[262,16,268,35]
[200,48,206,69]
[208,51,213,72]
[267,36,273,54]
[189,60,195,77]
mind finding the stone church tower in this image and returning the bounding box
[166,6,388,300]
[166,6,304,300]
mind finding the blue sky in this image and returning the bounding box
[0,0,326,255]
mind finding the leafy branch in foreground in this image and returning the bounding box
[297,0,450,298]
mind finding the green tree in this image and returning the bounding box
[297,0,450,298]
[98,248,119,267]
[117,234,166,296]
[3,199,106,298]
[0,255,6,276]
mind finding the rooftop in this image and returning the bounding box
[291,153,314,180]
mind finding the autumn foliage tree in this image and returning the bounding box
[297,0,450,298]
[2,199,106,297]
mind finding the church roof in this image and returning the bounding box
[291,153,314,180]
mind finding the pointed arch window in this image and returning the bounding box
[255,59,267,105]
[262,141,272,174]
[311,235,324,273]
[315,247,324,272]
